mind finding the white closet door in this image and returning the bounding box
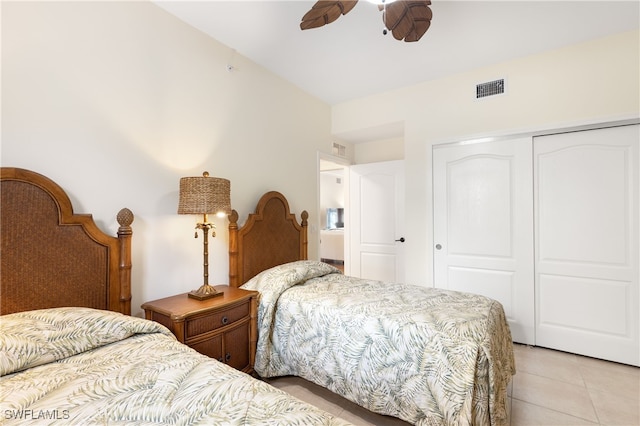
[534,125,639,366]
[433,137,535,344]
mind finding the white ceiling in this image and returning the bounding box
[153,1,639,107]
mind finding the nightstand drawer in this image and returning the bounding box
[185,301,249,339]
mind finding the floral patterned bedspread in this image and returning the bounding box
[241,261,516,426]
[0,307,352,426]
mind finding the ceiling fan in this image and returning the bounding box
[300,0,433,42]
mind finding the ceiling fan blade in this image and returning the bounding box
[300,0,359,30]
[381,0,432,42]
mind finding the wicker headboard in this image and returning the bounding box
[228,191,308,287]
[0,168,134,315]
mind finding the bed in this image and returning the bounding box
[228,191,516,426]
[0,168,352,426]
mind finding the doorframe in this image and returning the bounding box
[317,152,351,271]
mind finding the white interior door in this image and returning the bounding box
[433,138,535,344]
[534,125,639,366]
[349,160,405,283]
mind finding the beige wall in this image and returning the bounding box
[353,137,404,164]
[332,30,640,285]
[1,1,333,314]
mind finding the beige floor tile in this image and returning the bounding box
[266,376,347,415]
[512,371,598,423]
[337,406,411,426]
[511,399,598,425]
[513,344,585,386]
[576,354,640,376]
[589,388,640,426]
[579,362,640,400]
[267,376,412,425]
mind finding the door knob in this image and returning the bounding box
[395,237,405,243]
[435,244,442,250]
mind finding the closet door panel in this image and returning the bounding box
[538,274,629,335]
[433,137,534,344]
[447,155,513,257]
[534,124,639,366]
[537,143,629,267]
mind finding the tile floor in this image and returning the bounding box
[265,343,640,425]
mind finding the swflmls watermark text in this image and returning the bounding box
[4,409,70,421]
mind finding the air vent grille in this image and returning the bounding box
[476,78,505,99]
[332,142,346,157]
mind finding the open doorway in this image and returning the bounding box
[319,155,349,273]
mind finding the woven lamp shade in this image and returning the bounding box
[178,172,231,215]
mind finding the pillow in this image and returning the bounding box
[240,260,340,294]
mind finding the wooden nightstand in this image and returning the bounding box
[141,286,259,374]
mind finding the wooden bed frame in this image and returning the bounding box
[0,167,134,315]
[228,191,308,287]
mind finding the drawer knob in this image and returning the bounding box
[225,352,231,362]
[221,316,229,325]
